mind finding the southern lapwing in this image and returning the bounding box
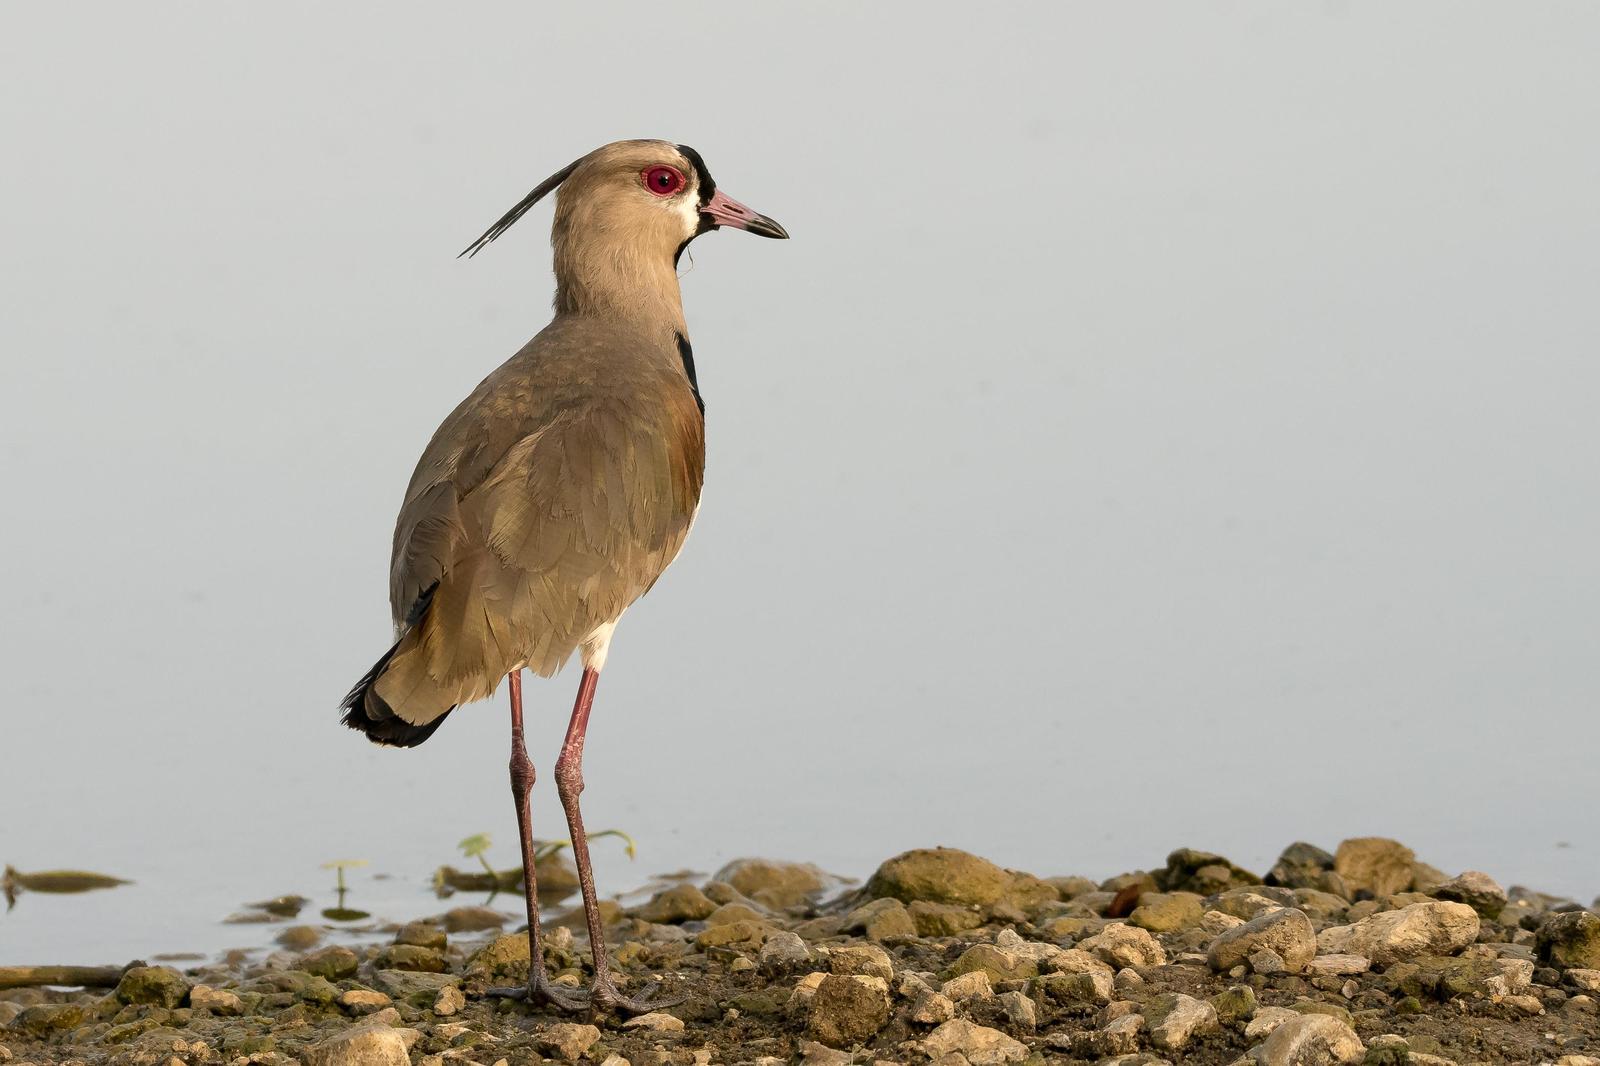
[341,140,786,1013]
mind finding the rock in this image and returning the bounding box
[394,920,447,950]
[369,969,458,1004]
[1387,955,1533,1000]
[1250,947,1287,974]
[1202,910,1248,935]
[1410,862,1449,895]
[842,897,916,941]
[1568,968,1600,992]
[1248,1012,1364,1064]
[622,1011,685,1032]
[276,924,323,951]
[705,901,766,926]
[714,858,828,909]
[911,989,956,1024]
[189,984,243,1015]
[758,930,812,972]
[1156,848,1262,894]
[299,945,361,981]
[375,944,447,972]
[1080,922,1168,968]
[1432,871,1507,919]
[828,943,896,982]
[1333,838,1415,898]
[921,1019,1029,1065]
[1316,901,1479,966]
[115,965,191,1008]
[1207,908,1317,974]
[1291,889,1351,923]
[948,943,1038,983]
[464,932,532,979]
[996,989,1036,1029]
[806,974,890,1048]
[1538,910,1600,970]
[797,1041,851,1066]
[867,847,1014,908]
[1211,983,1257,1022]
[694,918,772,949]
[431,984,465,1016]
[1212,888,1294,920]
[9,1003,86,1037]
[908,900,985,936]
[1305,954,1370,977]
[441,905,510,932]
[1130,892,1204,932]
[636,883,718,924]
[305,1022,412,1066]
[1244,1006,1301,1040]
[1030,969,1113,1009]
[1267,842,1337,889]
[1142,991,1216,1052]
[941,971,994,1001]
[338,988,393,1015]
[536,1022,602,1061]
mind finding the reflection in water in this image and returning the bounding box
[3,865,131,911]
[319,860,371,922]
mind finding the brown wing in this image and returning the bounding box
[372,356,703,726]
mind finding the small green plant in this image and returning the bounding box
[319,858,371,922]
[456,829,639,867]
[458,833,497,878]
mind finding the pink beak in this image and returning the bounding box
[700,188,789,239]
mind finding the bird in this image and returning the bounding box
[340,140,787,1014]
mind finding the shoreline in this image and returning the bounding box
[3,838,1599,1065]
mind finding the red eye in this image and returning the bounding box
[642,166,685,197]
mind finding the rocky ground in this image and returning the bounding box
[3,839,1599,1066]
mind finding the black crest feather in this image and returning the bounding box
[458,157,582,258]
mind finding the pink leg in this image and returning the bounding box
[554,667,680,1014]
[483,671,587,1011]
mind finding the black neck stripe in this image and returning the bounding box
[675,331,705,415]
[676,144,717,207]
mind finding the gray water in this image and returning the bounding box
[3,2,1598,967]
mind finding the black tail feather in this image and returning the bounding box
[340,586,451,748]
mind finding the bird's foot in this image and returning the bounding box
[588,976,685,1017]
[480,974,590,1013]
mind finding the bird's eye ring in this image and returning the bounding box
[642,166,686,197]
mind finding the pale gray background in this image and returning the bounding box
[3,2,1597,964]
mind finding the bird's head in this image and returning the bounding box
[460,139,788,263]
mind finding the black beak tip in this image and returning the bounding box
[750,214,790,240]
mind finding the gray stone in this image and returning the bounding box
[805,974,890,1048]
[841,897,916,941]
[115,965,191,1008]
[1333,838,1415,898]
[536,1022,602,1061]
[1538,910,1600,970]
[758,929,812,972]
[1316,901,1479,966]
[921,1019,1028,1065]
[304,1022,412,1066]
[1267,842,1336,889]
[189,984,243,1015]
[1207,908,1317,974]
[1248,1012,1364,1064]
[1146,991,1218,1051]
[1080,922,1168,968]
[635,883,717,924]
[1434,870,1508,919]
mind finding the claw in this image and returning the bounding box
[479,977,591,1013]
[590,977,685,1017]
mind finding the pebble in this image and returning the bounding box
[910,990,955,1024]
[1249,1011,1365,1064]
[431,984,465,1016]
[1146,991,1218,1051]
[920,1019,1028,1065]
[1434,870,1508,918]
[441,905,510,932]
[189,984,244,1015]
[1538,910,1600,969]
[1306,953,1371,977]
[1333,837,1416,897]
[1569,968,1600,992]
[622,1011,685,1032]
[1207,908,1317,974]
[1079,922,1168,968]
[995,989,1036,1029]
[1245,1006,1301,1039]
[940,971,994,1001]
[535,1022,602,1061]
[1316,901,1480,966]
[805,974,890,1048]
[841,897,916,941]
[305,1022,412,1066]
[826,942,896,981]
[757,929,812,972]
[635,883,718,924]
[337,988,393,1015]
